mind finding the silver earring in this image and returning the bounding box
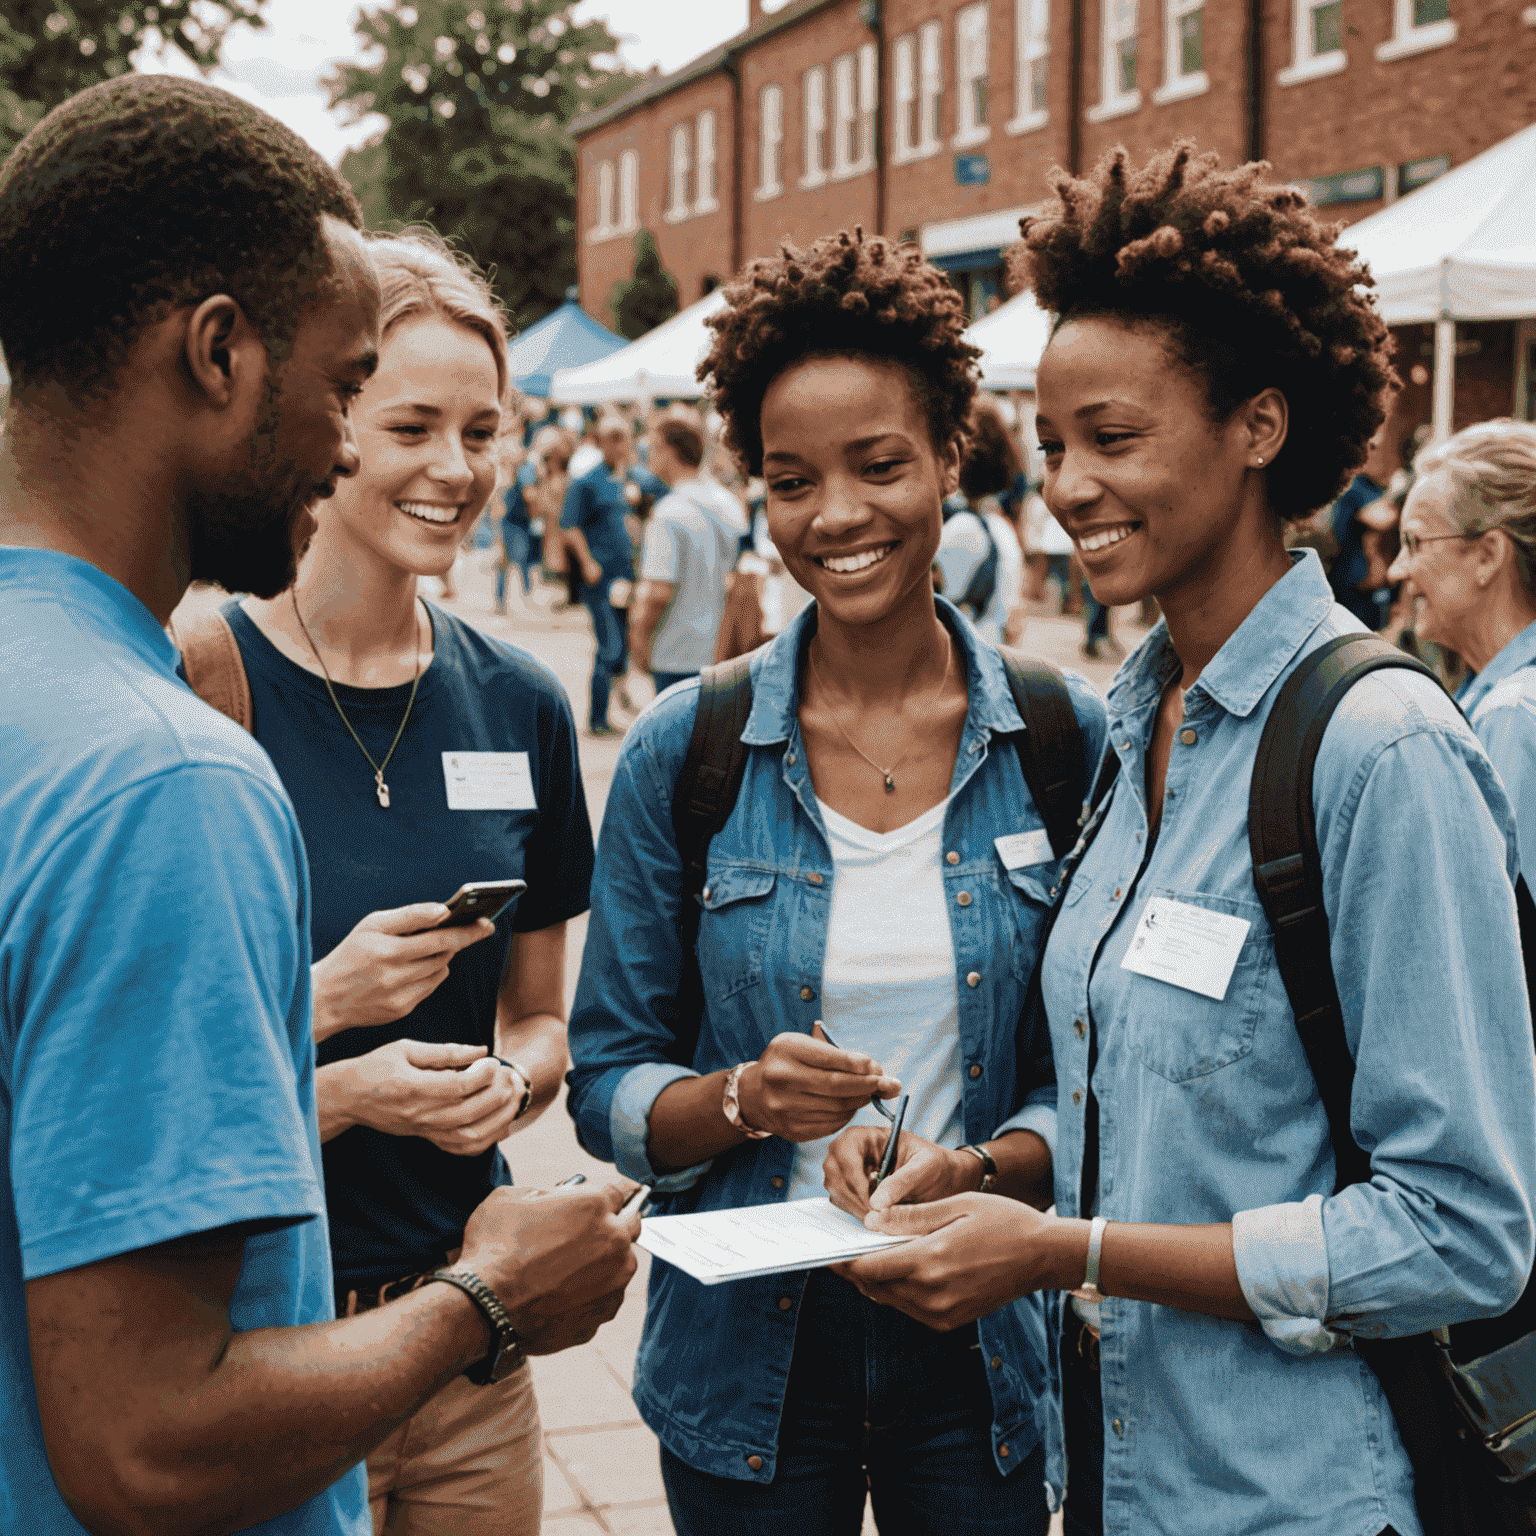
[1255,456,1265,466]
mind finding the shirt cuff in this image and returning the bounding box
[1232,1193,1339,1355]
[991,1100,1057,1163]
[610,1062,714,1192]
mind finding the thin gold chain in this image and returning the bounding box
[806,632,953,794]
[291,589,424,808]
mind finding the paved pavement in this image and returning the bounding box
[438,549,1128,1534]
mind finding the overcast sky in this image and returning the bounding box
[136,0,749,163]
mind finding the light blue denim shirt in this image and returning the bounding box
[567,596,1107,1485]
[1042,551,1536,1535]
[1459,617,1536,872]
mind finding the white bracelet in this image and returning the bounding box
[1070,1215,1108,1303]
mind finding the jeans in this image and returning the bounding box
[580,579,628,729]
[660,1269,1051,1536]
[1085,596,1110,644]
[651,669,698,695]
[496,521,531,608]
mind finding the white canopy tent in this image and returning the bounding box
[1341,122,1536,439]
[966,291,1054,391]
[549,289,727,403]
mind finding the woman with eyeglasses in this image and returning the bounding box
[1388,419,1536,865]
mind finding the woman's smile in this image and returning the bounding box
[814,542,899,575]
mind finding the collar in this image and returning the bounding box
[1460,617,1536,713]
[1106,549,1341,720]
[741,594,1025,747]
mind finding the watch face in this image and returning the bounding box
[487,1341,527,1383]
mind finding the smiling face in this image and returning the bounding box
[759,354,958,631]
[1034,315,1280,610]
[1387,473,1479,651]
[318,311,502,578]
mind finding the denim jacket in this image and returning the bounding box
[1042,552,1536,1535]
[567,596,1108,1485]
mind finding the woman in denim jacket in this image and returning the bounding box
[566,231,1106,1536]
[837,147,1536,1535]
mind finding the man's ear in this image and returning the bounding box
[183,295,266,415]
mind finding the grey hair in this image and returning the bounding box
[1415,419,1536,598]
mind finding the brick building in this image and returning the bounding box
[572,0,1536,424]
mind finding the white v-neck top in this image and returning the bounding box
[785,794,964,1203]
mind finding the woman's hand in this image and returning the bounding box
[319,1040,525,1154]
[311,905,494,1041]
[823,1128,981,1218]
[734,1031,901,1144]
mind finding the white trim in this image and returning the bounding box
[952,124,992,149]
[800,63,828,189]
[1152,69,1208,102]
[1005,108,1050,134]
[1276,48,1346,84]
[617,150,639,233]
[1012,0,1050,130]
[1158,0,1206,97]
[588,158,615,243]
[693,109,718,216]
[920,204,1033,259]
[1094,0,1140,121]
[1375,15,1457,59]
[953,1,991,148]
[756,83,783,200]
[665,121,691,222]
[1086,89,1142,120]
[919,20,944,155]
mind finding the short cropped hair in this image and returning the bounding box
[699,227,980,476]
[1013,142,1397,520]
[1415,419,1536,598]
[959,395,1024,501]
[655,405,705,469]
[0,74,361,401]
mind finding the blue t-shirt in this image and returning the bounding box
[0,550,366,1536]
[559,461,637,580]
[226,602,594,1286]
[501,461,538,530]
[1327,472,1386,622]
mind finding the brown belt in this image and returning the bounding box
[338,1247,462,1318]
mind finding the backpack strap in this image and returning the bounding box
[998,649,1087,859]
[166,593,253,734]
[957,512,999,620]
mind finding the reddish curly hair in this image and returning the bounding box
[698,227,981,476]
[1013,142,1397,520]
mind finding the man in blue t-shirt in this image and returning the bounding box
[0,77,639,1536]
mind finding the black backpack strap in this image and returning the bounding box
[998,649,1087,859]
[1248,633,1441,1189]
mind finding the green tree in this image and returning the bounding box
[328,0,637,328]
[610,229,678,340]
[0,0,266,160]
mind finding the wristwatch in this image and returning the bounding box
[429,1265,527,1384]
[492,1056,533,1121]
[957,1143,1000,1193]
[722,1062,771,1139]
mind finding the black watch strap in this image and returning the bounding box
[429,1265,526,1384]
[490,1057,534,1120]
[958,1143,1000,1193]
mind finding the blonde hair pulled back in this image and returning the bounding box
[1415,419,1536,597]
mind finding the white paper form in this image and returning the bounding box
[637,1197,914,1286]
[1120,896,1251,1002]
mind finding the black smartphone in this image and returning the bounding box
[439,879,527,927]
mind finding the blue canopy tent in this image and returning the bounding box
[509,292,628,399]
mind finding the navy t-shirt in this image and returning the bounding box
[560,462,637,580]
[226,601,595,1286]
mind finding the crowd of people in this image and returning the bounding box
[2,74,1534,1536]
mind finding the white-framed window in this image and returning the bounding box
[892,32,919,161]
[858,43,877,166]
[1277,0,1347,84]
[694,109,719,212]
[953,2,991,146]
[1377,0,1457,60]
[801,63,828,187]
[1087,0,1140,120]
[919,20,944,149]
[757,83,784,199]
[1153,0,1207,101]
[589,158,615,241]
[618,149,638,232]
[832,52,858,173]
[666,122,691,221]
[1007,0,1050,134]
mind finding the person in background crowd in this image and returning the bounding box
[0,75,639,1536]
[629,405,748,691]
[933,396,1027,647]
[1389,419,1536,864]
[496,437,539,614]
[526,425,575,607]
[837,143,1535,1536]
[560,414,639,736]
[1327,424,1401,628]
[567,414,603,479]
[229,230,601,1536]
[568,228,1107,1536]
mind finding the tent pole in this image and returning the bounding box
[1432,317,1455,442]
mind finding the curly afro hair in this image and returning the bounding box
[1013,141,1397,520]
[698,227,981,476]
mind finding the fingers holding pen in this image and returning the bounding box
[735,1029,902,1142]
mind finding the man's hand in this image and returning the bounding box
[311,905,493,1041]
[823,1127,979,1219]
[734,1030,901,1143]
[460,1183,641,1355]
[580,557,603,589]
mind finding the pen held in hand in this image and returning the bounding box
[873,1094,910,1188]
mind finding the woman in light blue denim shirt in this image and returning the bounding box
[566,232,1107,1536]
[840,147,1536,1535]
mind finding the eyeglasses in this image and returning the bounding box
[1401,531,1472,558]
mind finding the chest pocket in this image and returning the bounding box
[697,865,777,999]
[1002,861,1056,981]
[1122,887,1274,1083]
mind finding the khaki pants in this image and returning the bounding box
[366,1360,543,1535]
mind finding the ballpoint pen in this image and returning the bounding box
[814,1023,908,1187]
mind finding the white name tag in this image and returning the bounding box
[994,829,1054,870]
[1120,897,1251,1001]
[442,752,537,811]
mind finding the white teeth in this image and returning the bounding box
[398,501,461,525]
[820,545,893,574]
[1077,524,1137,554]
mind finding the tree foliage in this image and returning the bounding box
[611,229,678,340]
[329,0,637,330]
[0,0,266,160]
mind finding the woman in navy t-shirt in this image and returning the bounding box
[234,230,595,1536]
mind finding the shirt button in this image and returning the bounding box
[969,1064,982,1080]
[771,1176,784,1189]
[702,886,712,902]
[957,891,972,907]
[746,1454,764,1470]
[946,851,960,865]
[990,1355,1003,1370]
[967,971,981,987]
[799,986,814,1001]
[786,751,796,764]
[1113,887,1122,899]
[1179,728,1197,746]
[1071,1089,1083,1104]
[1074,1019,1086,1038]
[998,1443,1010,1458]
[1112,1419,1124,1438]
[807,871,824,885]
[778,1296,793,1311]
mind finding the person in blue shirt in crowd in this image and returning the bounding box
[1389,418,1536,865]
[495,445,540,614]
[836,144,1536,1536]
[1327,427,1401,629]
[226,230,601,1536]
[567,229,1107,1536]
[0,77,639,1536]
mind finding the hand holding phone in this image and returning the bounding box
[439,880,527,928]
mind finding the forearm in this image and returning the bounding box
[310,959,346,1043]
[978,1129,1053,1209]
[628,589,670,667]
[495,1012,567,1132]
[1051,1216,1254,1322]
[646,1069,750,1172]
[315,1059,359,1144]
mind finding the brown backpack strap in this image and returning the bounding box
[166,589,253,734]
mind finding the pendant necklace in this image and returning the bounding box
[292,589,424,808]
[807,634,953,794]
